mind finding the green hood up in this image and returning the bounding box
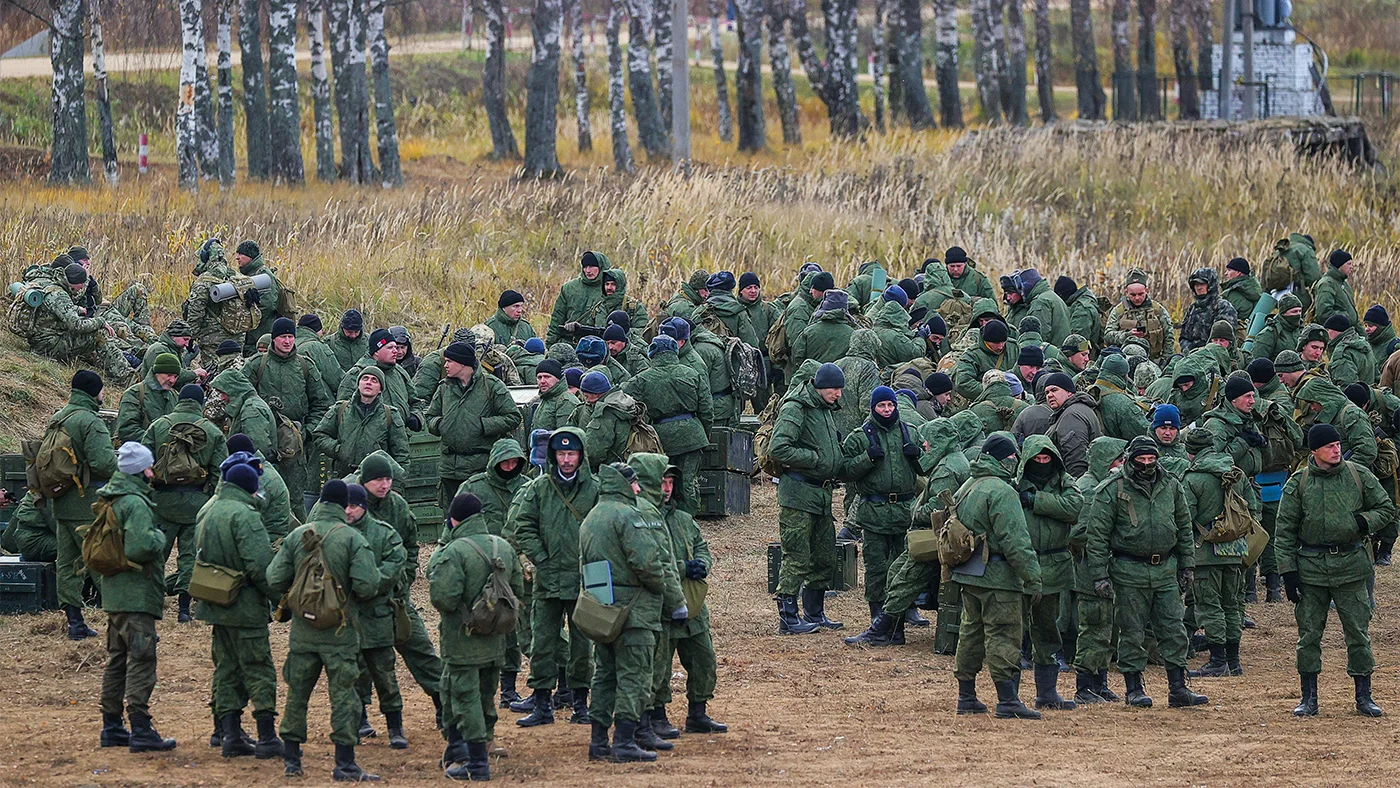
[1016,433,1064,478]
[597,462,638,502]
[630,452,670,508]
[211,368,257,408]
[1086,436,1129,479]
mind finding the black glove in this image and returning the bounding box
[244,289,261,308]
[1356,514,1370,535]
[1019,489,1035,508]
[1282,571,1303,604]
[917,323,933,339]
[1177,567,1194,593]
[867,442,885,460]
[902,443,921,458]
[685,559,708,580]
[1093,578,1114,599]
[406,413,422,431]
[1243,428,1267,448]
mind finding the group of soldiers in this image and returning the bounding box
[4,233,1396,782]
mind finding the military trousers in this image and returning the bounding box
[1112,582,1190,673]
[1074,594,1115,673]
[881,547,939,614]
[589,627,657,728]
[275,457,312,514]
[30,331,133,383]
[526,596,593,692]
[1259,500,1280,578]
[441,662,501,743]
[862,531,906,609]
[15,525,57,563]
[155,515,197,596]
[673,449,702,516]
[650,623,718,706]
[101,612,159,719]
[953,585,1023,682]
[393,599,442,698]
[1024,591,1064,666]
[211,624,278,718]
[1296,580,1374,676]
[55,517,87,608]
[439,477,469,512]
[1195,564,1244,645]
[504,576,533,676]
[776,506,835,596]
[356,646,404,714]
[280,649,361,746]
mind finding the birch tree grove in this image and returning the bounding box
[894,0,935,129]
[49,0,89,184]
[627,0,669,157]
[328,0,373,183]
[571,0,592,152]
[240,0,271,179]
[606,0,635,172]
[368,0,403,186]
[193,8,220,181]
[216,0,236,186]
[1033,0,1056,122]
[733,0,764,151]
[970,0,1003,124]
[1170,0,1200,119]
[768,0,799,145]
[1111,0,1137,120]
[709,0,733,143]
[309,0,338,182]
[1137,0,1160,120]
[90,0,118,185]
[1003,0,1029,125]
[177,0,201,189]
[522,0,563,177]
[934,0,963,128]
[269,0,306,182]
[790,0,864,137]
[1070,0,1106,119]
[1192,0,1212,94]
[483,0,521,159]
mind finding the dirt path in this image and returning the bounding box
[2,483,1396,787]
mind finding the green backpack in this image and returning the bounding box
[24,412,84,499]
[154,421,209,486]
[81,498,139,577]
[461,537,520,636]
[286,525,348,631]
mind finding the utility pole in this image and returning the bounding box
[1241,0,1255,119]
[1219,0,1235,120]
[671,0,690,171]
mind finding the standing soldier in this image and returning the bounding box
[1277,424,1394,718]
[1362,306,1396,368]
[949,434,1043,719]
[1247,357,1303,602]
[1221,258,1263,321]
[1324,314,1377,387]
[624,335,714,514]
[1104,269,1175,365]
[115,353,181,443]
[665,270,711,321]
[547,251,613,345]
[427,341,522,510]
[327,309,368,372]
[953,319,1018,403]
[313,367,410,477]
[344,483,410,750]
[506,428,599,726]
[530,359,579,432]
[185,240,260,368]
[1311,250,1360,329]
[603,325,650,378]
[943,246,995,300]
[245,317,333,504]
[1044,373,1103,478]
[1178,268,1238,354]
[694,271,760,347]
[1054,277,1103,352]
[738,272,780,412]
[791,290,856,371]
[487,289,538,345]
[232,241,285,355]
[95,443,176,752]
[429,493,524,781]
[580,462,686,763]
[1247,293,1304,366]
[778,271,832,379]
[224,434,294,542]
[266,480,381,781]
[141,385,228,623]
[193,459,282,759]
[343,329,418,425]
[1090,355,1149,441]
[1070,436,1128,704]
[576,372,643,469]
[208,370,278,459]
[295,314,346,395]
[1001,269,1070,347]
[1083,436,1208,709]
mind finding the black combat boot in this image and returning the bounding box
[1166,667,1209,708]
[569,689,590,725]
[904,609,930,627]
[776,595,819,635]
[635,710,673,751]
[1242,613,1257,630]
[588,721,612,761]
[433,693,444,730]
[385,710,408,750]
[1292,673,1319,717]
[1053,650,1073,673]
[1244,570,1259,604]
[890,617,906,646]
[128,712,178,752]
[515,689,554,727]
[99,712,130,747]
[508,689,536,713]
[651,705,679,738]
[684,701,727,733]
[1033,663,1076,710]
[1265,573,1283,603]
[553,671,573,709]
[1356,674,1383,717]
[64,605,97,640]
[1190,643,1230,678]
[220,711,256,757]
[800,587,842,630]
[254,714,283,759]
[1073,671,1104,705]
[209,721,221,748]
[1123,672,1152,708]
[610,719,657,763]
[1225,641,1244,676]
[445,741,489,781]
[331,742,380,781]
[499,672,521,709]
[441,727,467,769]
[843,611,897,646]
[283,740,304,777]
[357,705,377,741]
[956,678,987,714]
[1097,670,1121,702]
[993,676,1042,719]
[177,592,193,623]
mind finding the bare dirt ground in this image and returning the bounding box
[3,483,1399,788]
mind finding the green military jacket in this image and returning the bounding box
[266,503,380,653]
[546,254,612,345]
[1296,377,1378,471]
[689,328,739,425]
[832,332,881,440]
[1221,274,1263,322]
[1063,285,1103,350]
[624,349,712,457]
[350,510,407,650]
[296,327,346,396]
[872,303,923,369]
[578,464,685,632]
[485,308,538,346]
[1327,327,1377,387]
[1104,297,1175,364]
[1090,372,1148,442]
[209,369,278,458]
[141,399,229,523]
[95,473,167,617]
[949,264,995,301]
[779,287,819,376]
[1006,278,1070,347]
[429,513,524,666]
[30,282,105,347]
[911,420,972,526]
[1276,457,1396,586]
[1201,402,1264,479]
[1014,435,1083,594]
[579,389,640,469]
[953,337,1020,403]
[427,367,522,479]
[1369,323,1397,368]
[841,415,924,535]
[740,294,779,352]
[115,375,178,444]
[1247,313,1302,366]
[1083,466,1194,589]
[139,333,199,385]
[456,439,530,537]
[1071,436,1128,593]
[341,357,416,422]
[659,497,712,637]
[193,484,276,627]
[313,395,409,477]
[531,378,580,433]
[664,284,704,322]
[770,381,849,515]
[969,379,1028,435]
[245,347,332,432]
[238,256,284,348]
[326,330,368,372]
[506,427,599,600]
[791,309,855,370]
[950,453,1043,595]
[696,292,760,349]
[1182,450,1258,568]
[1310,267,1359,329]
[49,390,119,522]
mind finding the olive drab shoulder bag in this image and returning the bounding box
[460,536,520,636]
[286,524,349,631]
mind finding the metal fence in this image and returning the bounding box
[1108,71,1273,122]
[1324,72,1396,118]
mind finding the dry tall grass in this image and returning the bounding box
[3,123,1398,341]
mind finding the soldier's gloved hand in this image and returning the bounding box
[406,413,422,431]
[685,560,708,580]
[917,324,933,339]
[902,443,921,458]
[1019,489,1035,508]
[244,289,261,308]
[867,442,885,460]
[1282,571,1303,604]
[1093,578,1114,599]
[1177,568,1195,594]
[1243,428,1267,448]
[671,605,689,621]
[564,321,582,335]
[1355,514,1370,535]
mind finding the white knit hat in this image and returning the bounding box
[116,442,155,474]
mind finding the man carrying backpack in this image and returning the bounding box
[193,458,282,760]
[623,335,714,516]
[341,329,417,425]
[314,366,410,478]
[427,341,522,511]
[245,317,333,506]
[43,371,119,640]
[266,480,382,781]
[233,240,287,355]
[95,442,175,753]
[577,372,645,470]
[141,384,228,623]
[114,353,181,443]
[344,483,410,751]
[429,493,524,781]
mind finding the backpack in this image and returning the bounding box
[200,272,259,334]
[1258,404,1301,472]
[626,403,665,456]
[765,310,790,366]
[752,395,785,478]
[271,411,304,463]
[934,296,973,341]
[81,498,138,577]
[154,421,210,486]
[6,283,60,340]
[461,537,520,636]
[1204,468,1258,543]
[935,481,991,576]
[724,337,763,399]
[275,277,298,318]
[1261,239,1295,293]
[694,305,731,339]
[24,412,84,499]
[1375,437,1400,480]
[286,525,348,631]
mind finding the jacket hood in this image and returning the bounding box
[949,410,985,448]
[847,328,880,361]
[1188,267,1220,301]
[975,379,1014,404]
[706,292,745,315]
[1221,274,1262,300]
[1063,391,1100,411]
[596,462,637,502]
[1016,433,1063,477]
[917,418,962,467]
[970,298,1002,328]
[599,388,642,418]
[98,471,154,501]
[630,452,670,507]
[873,302,911,330]
[1296,376,1349,412]
[857,261,879,275]
[923,262,953,289]
[1188,449,1235,475]
[1086,436,1128,478]
[968,450,1016,480]
[210,368,256,407]
[580,251,613,284]
[489,438,527,474]
[307,500,350,525]
[549,426,593,477]
[60,389,102,418]
[790,359,822,392]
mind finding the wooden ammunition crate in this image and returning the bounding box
[0,559,59,614]
[701,427,755,474]
[696,469,750,519]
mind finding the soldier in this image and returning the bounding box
[389,326,422,378]
[530,359,579,432]
[1001,269,1069,347]
[193,458,282,759]
[506,428,598,726]
[1298,324,1329,371]
[141,385,228,623]
[207,370,278,457]
[925,372,954,416]
[954,318,1019,403]
[1083,436,1208,709]
[603,325,650,378]
[943,246,995,300]
[429,493,524,780]
[115,353,180,443]
[624,335,713,513]
[969,369,1027,434]
[547,251,613,345]
[870,287,924,369]
[1311,250,1360,329]
[696,271,760,348]
[580,462,686,763]
[295,314,346,395]
[139,319,201,384]
[1221,257,1262,321]
[185,240,260,368]
[1149,404,1190,478]
[1104,269,1175,365]
[512,337,548,381]
[1247,293,1304,365]
[4,490,57,563]
[1278,424,1394,717]
[343,328,418,425]
[1246,357,1303,602]
[231,241,285,354]
[664,270,711,321]
[770,362,850,634]
[1069,436,1128,704]
[1294,377,1378,471]
[1179,268,1238,354]
[779,271,833,378]
[24,260,134,382]
[267,480,381,780]
[95,442,177,753]
[327,309,368,372]
[1088,354,1148,441]
[486,289,538,345]
[738,272,781,411]
[1054,277,1103,352]
[1043,373,1102,477]
[1324,314,1377,387]
[426,341,522,509]
[1201,376,1266,482]
[314,367,409,477]
[219,434,294,543]
[1360,305,1395,365]
[246,317,333,504]
[572,372,637,469]
[792,289,856,372]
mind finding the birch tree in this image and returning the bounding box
[1170,0,1199,119]
[1033,0,1056,122]
[970,0,1003,123]
[1111,0,1136,120]
[269,0,306,182]
[627,0,669,157]
[328,0,373,182]
[894,0,934,129]
[572,0,592,152]
[654,0,673,128]
[91,0,118,185]
[483,0,520,158]
[872,0,888,133]
[1137,0,1160,120]
[177,0,201,189]
[1003,0,1029,124]
[768,0,799,144]
[1070,0,1105,119]
[194,7,220,181]
[240,0,271,179]
[1192,0,1212,95]
[710,0,734,143]
[216,0,236,186]
[606,0,635,172]
[308,0,337,182]
[733,0,764,151]
[790,0,865,137]
[522,0,564,177]
[368,0,403,185]
[933,0,962,127]
[49,0,89,185]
